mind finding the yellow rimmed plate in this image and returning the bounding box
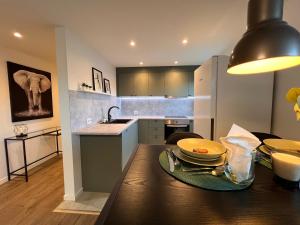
[177,138,226,159]
[258,145,272,156]
[264,139,300,153]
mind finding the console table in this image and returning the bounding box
[4,127,62,182]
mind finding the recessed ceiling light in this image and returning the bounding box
[13,32,23,38]
[174,61,179,65]
[182,39,188,45]
[130,40,136,47]
[139,61,144,65]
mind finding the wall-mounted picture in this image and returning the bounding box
[103,78,111,94]
[92,67,104,92]
[7,61,53,122]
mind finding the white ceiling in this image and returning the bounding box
[0,0,299,66]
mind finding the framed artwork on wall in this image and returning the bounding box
[103,78,111,94]
[7,61,53,122]
[92,67,104,92]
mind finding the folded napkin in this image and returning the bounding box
[220,124,261,183]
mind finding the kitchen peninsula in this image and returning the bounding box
[75,116,194,192]
[75,119,138,192]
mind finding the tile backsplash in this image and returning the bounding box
[69,90,120,131]
[69,93,194,131]
[120,97,194,117]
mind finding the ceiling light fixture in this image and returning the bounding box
[174,61,179,65]
[13,32,23,38]
[182,39,188,45]
[227,0,300,75]
[130,41,136,47]
[139,61,144,65]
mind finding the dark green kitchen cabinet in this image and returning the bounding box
[148,68,165,96]
[117,66,198,97]
[134,70,149,96]
[117,70,135,96]
[164,69,190,97]
[138,120,149,143]
[138,119,165,144]
[188,72,194,96]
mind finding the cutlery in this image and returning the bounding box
[181,167,214,172]
[188,166,225,177]
[170,150,181,167]
[166,150,175,172]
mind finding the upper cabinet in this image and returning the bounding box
[134,70,149,96]
[148,68,166,96]
[117,68,135,96]
[164,69,190,97]
[117,66,197,97]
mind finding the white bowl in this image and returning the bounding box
[272,153,300,182]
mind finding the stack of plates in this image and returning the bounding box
[260,139,300,157]
[173,138,226,166]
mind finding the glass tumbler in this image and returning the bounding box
[224,149,256,185]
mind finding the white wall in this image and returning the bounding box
[55,27,117,201]
[0,45,60,185]
[272,66,300,140]
[66,30,116,95]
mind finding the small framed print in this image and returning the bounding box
[92,67,103,92]
[103,78,111,94]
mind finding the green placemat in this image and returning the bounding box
[159,151,252,191]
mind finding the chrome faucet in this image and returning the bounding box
[107,106,120,122]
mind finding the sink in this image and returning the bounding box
[100,119,132,124]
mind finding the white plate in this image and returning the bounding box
[173,148,225,167]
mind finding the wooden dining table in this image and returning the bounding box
[95,144,300,225]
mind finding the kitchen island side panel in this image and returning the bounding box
[80,135,122,192]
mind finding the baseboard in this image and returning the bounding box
[63,194,75,201]
[0,176,8,186]
[0,153,62,186]
[63,187,83,201]
[75,187,84,200]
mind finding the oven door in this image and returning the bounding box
[164,124,190,140]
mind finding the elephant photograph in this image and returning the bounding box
[7,61,53,122]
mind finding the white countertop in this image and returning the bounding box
[73,119,138,136]
[74,116,195,136]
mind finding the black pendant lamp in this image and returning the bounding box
[227,0,300,75]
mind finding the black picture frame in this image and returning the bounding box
[92,67,104,92]
[7,61,53,122]
[103,78,111,94]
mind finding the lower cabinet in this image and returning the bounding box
[80,121,138,192]
[122,122,138,169]
[138,119,165,144]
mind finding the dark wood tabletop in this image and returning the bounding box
[95,144,300,225]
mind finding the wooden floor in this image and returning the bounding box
[0,156,98,225]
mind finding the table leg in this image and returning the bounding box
[4,139,11,181]
[22,140,28,182]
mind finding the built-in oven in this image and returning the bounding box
[164,117,190,140]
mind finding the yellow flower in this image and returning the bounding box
[286,88,300,103]
[294,103,300,120]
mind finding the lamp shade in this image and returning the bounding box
[228,0,300,75]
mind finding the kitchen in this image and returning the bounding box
[0,0,300,225]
